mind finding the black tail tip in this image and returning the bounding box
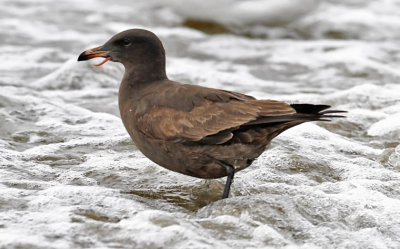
[291,103,346,119]
[290,104,331,114]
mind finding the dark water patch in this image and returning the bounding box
[11,131,65,146]
[125,189,199,212]
[324,30,351,40]
[2,181,47,191]
[383,141,399,149]
[110,139,137,152]
[73,209,121,223]
[27,154,86,167]
[125,182,223,212]
[85,171,131,189]
[0,196,29,211]
[183,19,231,35]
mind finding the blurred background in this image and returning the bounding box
[0,0,400,248]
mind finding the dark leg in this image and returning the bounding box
[220,162,235,199]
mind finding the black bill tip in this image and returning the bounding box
[77,51,90,61]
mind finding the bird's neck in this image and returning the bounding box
[122,60,167,86]
[119,64,167,102]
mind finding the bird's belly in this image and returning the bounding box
[127,130,262,179]
[129,131,223,178]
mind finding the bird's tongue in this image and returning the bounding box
[94,57,111,67]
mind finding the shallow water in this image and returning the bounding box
[0,0,400,248]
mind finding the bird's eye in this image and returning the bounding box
[122,38,131,47]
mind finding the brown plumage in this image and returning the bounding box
[78,29,345,199]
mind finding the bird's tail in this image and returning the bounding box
[242,104,345,127]
[289,104,346,121]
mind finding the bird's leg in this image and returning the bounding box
[220,162,235,199]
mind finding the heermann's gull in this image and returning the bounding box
[78,29,345,199]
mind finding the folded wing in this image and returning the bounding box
[136,86,296,143]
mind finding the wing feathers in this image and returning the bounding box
[137,99,295,142]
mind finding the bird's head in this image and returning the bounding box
[78,29,166,73]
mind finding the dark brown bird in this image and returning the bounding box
[78,29,345,199]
